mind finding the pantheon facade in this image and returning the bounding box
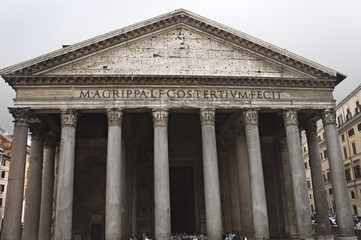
[0,9,356,240]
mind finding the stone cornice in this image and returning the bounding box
[4,75,336,88]
[0,9,343,83]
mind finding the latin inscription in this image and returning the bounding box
[79,89,282,100]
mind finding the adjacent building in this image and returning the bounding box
[0,134,11,230]
[303,84,361,216]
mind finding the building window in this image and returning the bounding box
[303,146,307,153]
[352,142,357,155]
[307,180,311,189]
[327,171,332,182]
[309,193,312,199]
[329,188,333,195]
[324,149,328,159]
[0,184,4,192]
[346,109,352,121]
[341,134,345,142]
[353,205,358,215]
[349,128,355,137]
[354,163,361,179]
[338,115,344,126]
[304,161,308,169]
[0,198,2,207]
[311,204,314,213]
[351,191,356,200]
[356,101,361,114]
[358,123,361,132]
[344,146,348,159]
[0,171,5,178]
[345,167,352,181]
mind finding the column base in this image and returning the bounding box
[337,237,357,240]
[317,235,334,240]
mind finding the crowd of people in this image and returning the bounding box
[129,232,247,240]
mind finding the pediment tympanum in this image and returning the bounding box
[41,27,307,79]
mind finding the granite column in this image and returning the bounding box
[54,109,78,240]
[200,108,223,240]
[304,121,333,238]
[38,133,57,240]
[234,120,253,238]
[105,109,124,240]
[283,110,312,239]
[243,109,269,240]
[1,108,31,240]
[227,133,241,232]
[22,123,46,240]
[322,110,356,239]
[152,109,171,240]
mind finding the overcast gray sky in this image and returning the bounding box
[1,0,360,134]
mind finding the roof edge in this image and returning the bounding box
[0,9,341,78]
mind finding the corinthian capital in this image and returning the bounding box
[243,109,259,125]
[152,109,169,127]
[283,109,298,126]
[107,109,123,127]
[321,110,336,126]
[9,107,31,127]
[61,109,78,127]
[200,108,215,126]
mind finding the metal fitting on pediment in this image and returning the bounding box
[60,109,78,128]
[283,109,299,126]
[152,109,169,127]
[106,109,123,127]
[9,107,31,127]
[321,109,336,126]
[200,108,215,126]
[243,109,259,125]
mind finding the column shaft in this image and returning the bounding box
[279,139,297,238]
[305,122,332,237]
[131,143,138,236]
[322,111,356,239]
[22,123,45,240]
[39,134,57,240]
[1,108,30,240]
[235,131,253,238]
[220,151,232,232]
[54,109,78,240]
[200,109,223,240]
[283,110,312,239]
[153,109,171,240]
[243,109,269,240]
[105,109,123,240]
[227,138,241,232]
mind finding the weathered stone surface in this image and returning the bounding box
[43,27,306,78]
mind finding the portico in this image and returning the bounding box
[0,9,355,240]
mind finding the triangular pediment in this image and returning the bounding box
[40,27,308,78]
[0,9,345,84]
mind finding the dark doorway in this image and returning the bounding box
[170,166,196,234]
